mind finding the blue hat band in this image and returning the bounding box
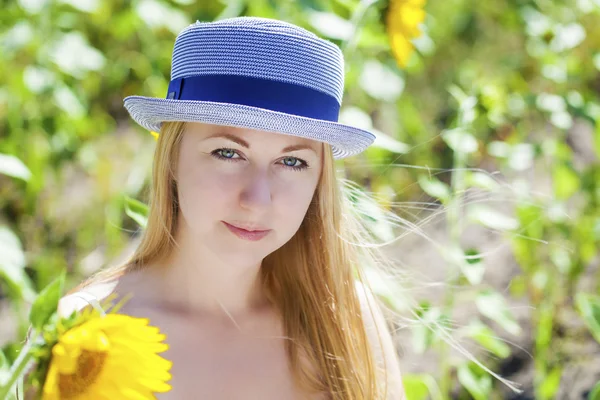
[166,74,340,122]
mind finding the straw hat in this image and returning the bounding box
[123,16,375,158]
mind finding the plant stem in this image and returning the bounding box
[0,338,35,400]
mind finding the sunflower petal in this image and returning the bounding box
[43,313,172,399]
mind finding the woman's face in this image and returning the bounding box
[174,122,323,267]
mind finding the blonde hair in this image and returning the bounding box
[75,121,391,399]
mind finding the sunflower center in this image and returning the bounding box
[58,349,108,399]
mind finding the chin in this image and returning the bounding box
[221,251,267,269]
[219,239,287,267]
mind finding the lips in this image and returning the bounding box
[225,221,270,232]
[222,221,271,241]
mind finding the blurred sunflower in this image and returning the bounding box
[386,0,427,67]
[150,131,159,140]
[41,314,172,400]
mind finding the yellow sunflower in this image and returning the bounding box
[42,314,172,400]
[386,0,427,67]
[150,131,159,140]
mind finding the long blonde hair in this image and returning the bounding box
[76,121,390,399]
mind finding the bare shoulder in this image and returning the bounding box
[58,267,162,319]
[355,281,406,400]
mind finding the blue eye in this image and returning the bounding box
[210,148,242,163]
[214,148,239,159]
[281,156,308,171]
[210,148,309,171]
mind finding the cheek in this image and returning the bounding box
[177,167,239,228]
[273,178,318,234]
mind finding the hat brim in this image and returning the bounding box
[123,96,375,159]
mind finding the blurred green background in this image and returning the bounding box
[1,0,600,399]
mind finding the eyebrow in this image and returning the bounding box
[204,132,318,154]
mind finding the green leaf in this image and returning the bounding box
[135,0,190,34]
[0,154,32,181]
[442,128,478,154]
[339,107,372,130]
[448,84,470,104]
[0,371,9,392]
[538,366,562,400]
[372,130,410,154]
[550,23,585,52]
[468,206,519,231]
[0,226,25,274]
[0,226,35,302]
[476,290,521,336]
[29,271,66,330]
[359,60,405,102]
[532,269,550,293]
[15,0,50,14]
[457,362,492,400]
[411,304,443,353]
[536,93,566,113]
[595,120,600,159]
[57,0,100,12]
[418,175,451,203]
[124,196,149,228]
[447,86,478,125]
[575,216,598,264]
[465,172,500,191]
[507,143,535,171]
[49,32,106,78]
[515,204,544,240]
[463,320,511,358]
[459,97,478,125]
[307,11,354,40]
[402,373,443,400]
[215,0,245,20]
[23,65,57,93]
[339,107,409,154]
[552,163,580,200]
[487,141,511,158]
[53,85,86,118]
[0,350,9,387]
[575,293,600,343]
[446,246,485,285]
[536,303,555,350]
[550,111,573,130]
[549,246,572,275]
[402,375,429,400]
[509,274,527,298]
[461,248,486,285]
[588,380,600,400]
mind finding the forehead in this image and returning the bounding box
[184,122,323,152]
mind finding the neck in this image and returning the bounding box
[125,240,272,325]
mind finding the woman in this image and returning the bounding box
[59,16,405,399]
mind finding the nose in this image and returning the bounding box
[239,168,272,212]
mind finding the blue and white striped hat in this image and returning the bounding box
[123,17,375,159]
